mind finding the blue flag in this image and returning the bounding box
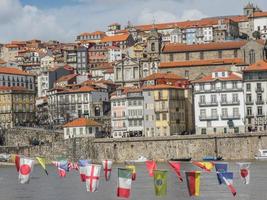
[215,163,228,184]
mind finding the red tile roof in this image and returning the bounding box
[67,86,96,93]
[159,58,245,68]
[101,33,130,43]
[0,67,34,76]
[193,72,242,83]
[162,40,248,53]
[64,117,101,127]
[243,60,267,72]
[0,59,6,65]
[253,11,267,18]
[142,84,184,90]
[142,72,185,81]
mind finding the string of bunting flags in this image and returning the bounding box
[8,154,251,198]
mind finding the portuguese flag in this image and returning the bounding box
[117,168,132,198]
[154,170,167,197]
[185,171,201,196]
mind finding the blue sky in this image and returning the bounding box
[0,0,267,43]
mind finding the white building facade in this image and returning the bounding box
[193,69,245,135]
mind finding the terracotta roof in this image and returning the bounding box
[143,72,185,81]
[64,117,101,127]
[0,86,28,91]
[229,15,248,22]
[64,86,96,93]
[103,68,114,73]
[142,84,183,90]
[212,67,228,72]
[159,58,244,68]
[192,72,242,83]
[243,60,267,72]
[101,33,130,43]
[56,74,77,83]
[162,40,247,53]
[253,11,267,18]
[0,67,34,76]
[79,31,105,37]
[0,59,6,65]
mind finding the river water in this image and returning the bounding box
[0,161,266,200]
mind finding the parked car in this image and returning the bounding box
[0,153,11,162]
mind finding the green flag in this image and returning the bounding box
[154,170,167,196]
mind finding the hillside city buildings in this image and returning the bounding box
[0,3,267,138]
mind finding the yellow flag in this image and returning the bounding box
[36,157,48,175]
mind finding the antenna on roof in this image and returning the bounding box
[152,16,156,30]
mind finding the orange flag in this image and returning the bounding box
[192,161,214,172]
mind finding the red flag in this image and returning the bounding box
[146,160,157,176]
[15,155,20,172]
[168,161,183,182]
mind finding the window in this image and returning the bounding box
[224,128,227,133]
[246,94,252,102]
[201,128,206,134]
[200,109,206,118]
[146,115,149,120]
[221,82,226,90]
[156,113,160,120]
[200,52,204,60]
[210,83,216,90]
[213,128,216,133]
[221,94,227,103]
[222,108,228,117]
[232,82,238,89]
[233,108,239,117]
[211,95,217,103]
[234,50,238,58]
[257,106,263,115]
[247,107,252,115]
[200,84,205,91]
[211,109,217,117]
[129,120,132,126]
[151,43,155,51]
[232,94,238,103]
[246,83,251,91]
[186,52,189,60]
[257,94,262,102]
[169,54,174,61]
[128,101,132,106]
[257,83,262,90]
[162,113,167,120]
[234,127,239,134]
[89,127,92,134]
[200,95,205,103]
[218,50,222,58]
[249,49,255,64]
[80,128,83,135]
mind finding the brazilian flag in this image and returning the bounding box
[154,170,167,196]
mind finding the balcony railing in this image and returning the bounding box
[221,114,241,120]
[256,100,265,105]
[256,87,264,93]
[154,107,169,112]
[245,100,254,105]
[198,101,218,107]
[199,115,219,121]
[221,100,240,106]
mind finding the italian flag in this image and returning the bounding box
[117,168,132,198]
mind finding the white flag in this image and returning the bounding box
[85,164,102,192]
[237,162,250,184]
[102,159,113,181]
[18,157,34,184]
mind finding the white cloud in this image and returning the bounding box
[0,0,266,43]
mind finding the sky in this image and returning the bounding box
[0,0,266,43]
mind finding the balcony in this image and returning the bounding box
[245,100,254,105]
[246,113,254,118]
[221,114,241,120]
[256,87,264,93]
[154,107,169,112]
[199,115,219,121]
[198,101,218,107]
[221,100,240,106]
[128,115,143,119]
[256,100,265,105]
[257,113,265,117]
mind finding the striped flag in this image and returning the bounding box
[192,161,214,172]
[117,168,132,198]
[102,159,113,181]
[168,161,183,182]
[237,162,250,184]
[215,162,228,184]
[218,172,237,196]
[85,164,102,192]
[18,157,35,184]
[146,160,157,176]
[126,165,136,181]
[52,160,69,177]
[185,171,201,197]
